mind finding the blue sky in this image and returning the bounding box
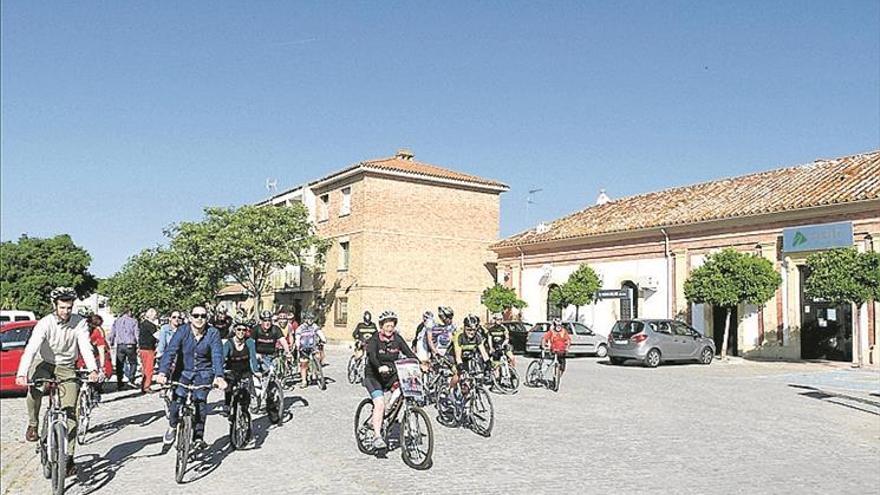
[2,1,878,277]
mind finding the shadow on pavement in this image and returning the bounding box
[74,436,164,494]
[83,409,165,445]
[788,384,880,416]
[250,395,308,449]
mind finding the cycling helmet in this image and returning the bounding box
[216,304,228,314]
[378,310,398,325]
[552,317,563,327]
[363,311,372,324]
[463,314,479,330]
[50,287,77,302]
[77,307,94,317]
[259,310,273,321]
[422,310,434,320]
[302,310,315,322]
[437,306,454,320]
[233,317,252,328]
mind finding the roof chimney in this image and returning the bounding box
[396,148,414,161]
[596,189,610,205]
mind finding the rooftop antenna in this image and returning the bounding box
[266,178,278,195]
[526,187,543,227]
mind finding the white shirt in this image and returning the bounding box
[16,313,98,376]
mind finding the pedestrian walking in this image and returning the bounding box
[109,308,139,390]
[138,308,159,393]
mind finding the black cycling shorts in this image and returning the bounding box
[553,352,567,372]
[363,374,394,399]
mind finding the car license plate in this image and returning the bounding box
[615,340,629,345]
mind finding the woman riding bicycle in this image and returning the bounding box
[363,310,418,451]
[223,319,259,415]
[542,318,571,380]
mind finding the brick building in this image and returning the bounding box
[253,149,508,340]
[492,151,880,366]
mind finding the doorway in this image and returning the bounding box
[799,266,852,361]
[620,281,639,320]
[712,305,738,356]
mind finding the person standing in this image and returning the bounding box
[138,308,159,393]
[15,287,99,476]
[156,310,182,360]
[109,308,139,390]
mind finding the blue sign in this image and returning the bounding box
[782,221,853,253]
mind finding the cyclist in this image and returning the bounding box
[351,311,377,359]
[295,311,327,388]
[363,310,417,451]
[486,314,516,377]
[450,314,490,392]
[251,310,292,373]
[156,305,227,450]
[541,318,572,381]
[222,319,259,416]
[413,311,434,363]
[427,306,455,360]
[15,287,100,476]
[211,305,233,341]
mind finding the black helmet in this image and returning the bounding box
[50,287,77,302]
[363,311,372,324]
[302,310,315,322]
[378,310,398,325]
[464,314,479,330]
[438,306,454,320]
[259,310,273,321]
[422,310,434,320]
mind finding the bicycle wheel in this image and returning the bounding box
[401,407,434,470]
[507,366,520,393]
[51,422,67,495]
[469,387,494,437]
[525,360,541,387]
[175,415,192,484]
[354,398,376,455]
[434,383,458,427]
[230,399,249,450]
[40,415,51,479]
[551,366,561,392]
[76,389,91,445]
[267,381,284,425]
[313,356,326,390]
[347,356,359,384]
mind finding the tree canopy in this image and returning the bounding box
[684,248,780,308]
[549,264,601,319]
[481,284,527,313]
[805,248,880,306]
[0,234,97,315]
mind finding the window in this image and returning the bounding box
[319,194,329,221]
[335,297,348,326]
[340,187,351,216]
[610,320,644,338]
[672,321,696,337]
[546,284,563,320]
[0,325,33,349]
[573,323,594,335]
[338,241,350,271]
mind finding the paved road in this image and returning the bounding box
[2,347,878,494]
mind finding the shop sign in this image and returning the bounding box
[783,221,853,253]
[597,289,628,299]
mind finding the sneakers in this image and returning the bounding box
[25,425,38,442]
[163,427,176,445]
[65,459,77,477]
[192,438,208,451]
[371,437,387,450]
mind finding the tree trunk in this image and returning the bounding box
[575,306,580,322]
[852,302,862,368]
[721,307,732,360]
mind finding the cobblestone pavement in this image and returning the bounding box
[2,346,878,494]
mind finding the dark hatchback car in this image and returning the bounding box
[486,321,532,354]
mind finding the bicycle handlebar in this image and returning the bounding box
[27,377,80,386]
[165,382,216,390]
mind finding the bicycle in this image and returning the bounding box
[347,343,365,385]
[75,371,102,445]
[436,359,494,437]
[525,350,561,391]
[166,382,215,484]
[249,360,284,425]
[272,350,297,390]
[354,359,434,470]
[488,348,520,395]
[422,355,453,406]
[300,347,326,390]
[225,373,253,450]
[30,377,79,495]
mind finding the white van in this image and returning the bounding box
[0,310,37,324]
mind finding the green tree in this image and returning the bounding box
[684,248,781,359]
[169,204,328,313]
[481,284,527,314]
[0,234,97,315]
[100,247,203,315]
[548,264,602,321]
[804,248,880,366]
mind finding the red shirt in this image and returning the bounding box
[542,328,571,353]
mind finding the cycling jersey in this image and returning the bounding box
[542,329,571,354]
[454,331,484,363]
[351,322,378,343]
[486,324,508,348]
[429,324,455,355]
[364,332,416,395]
[297,323,323,351]
[252,325,284,356]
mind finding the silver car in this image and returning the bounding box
[606,319,715,368]
[525,322,608,358]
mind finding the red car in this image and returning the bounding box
[0,320,36,394]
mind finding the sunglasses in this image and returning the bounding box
[235,327,247,332]
[191,313,208,319]
[171,315,181,319]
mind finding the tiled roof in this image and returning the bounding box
[311,152,508,190]
[494,150,880,249]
